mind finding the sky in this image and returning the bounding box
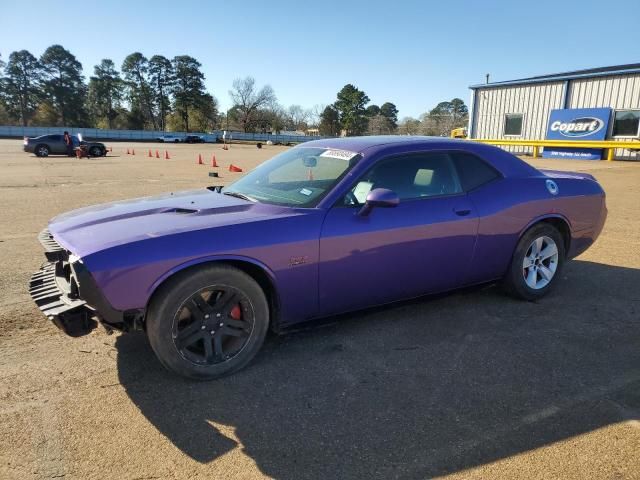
[1,0,639,119]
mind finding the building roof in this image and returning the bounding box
[469,63,640,89]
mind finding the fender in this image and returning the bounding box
[146,253,280,312]
[518,213,573,238]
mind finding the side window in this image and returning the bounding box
[48,135,62,141]
[612,110,640,137]
[504,113,523,136]
[349,152,462,203]
[451,152,500,191]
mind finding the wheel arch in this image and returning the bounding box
[519,214,572,255]
[145,255,282,332]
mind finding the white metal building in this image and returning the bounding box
[468,64,640,160]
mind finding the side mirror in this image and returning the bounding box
[303,156,318,168]
[358,188,399,216]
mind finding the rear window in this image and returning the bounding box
[451,152,500,191]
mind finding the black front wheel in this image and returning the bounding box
[146,264,269,380]
[89,146,103,157]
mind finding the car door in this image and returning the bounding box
[318,151,479,316]
[47,135,64,154]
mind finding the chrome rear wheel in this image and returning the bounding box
[503,223,566,301]
[522,235,559,289]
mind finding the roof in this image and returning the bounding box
[470,63,640,90]
[299,135,468,153]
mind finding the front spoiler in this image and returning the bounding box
[29,262,97,337]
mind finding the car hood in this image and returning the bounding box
[48,189,296,257]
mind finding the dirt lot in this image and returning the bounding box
[0,138,638,480]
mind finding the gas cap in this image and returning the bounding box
[545,179,559,195]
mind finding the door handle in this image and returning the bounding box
[454,208,471,216]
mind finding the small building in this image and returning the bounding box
[468,64,640,160]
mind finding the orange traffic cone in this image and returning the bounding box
[155,150,160,158]
[126,148,130,155]
[131,148,135,155]
[211,154,218,167]
[165,150,170,159]
[198,154,203,165]
[229,164,243,173]
[148,149,152,157]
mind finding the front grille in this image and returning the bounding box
[38,228,67,261]
[29,262,86,318]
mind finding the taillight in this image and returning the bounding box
[23,137,28,145]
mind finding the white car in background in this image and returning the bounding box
[157,135,182,143]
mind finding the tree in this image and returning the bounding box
[169,92,219,132]
[30,100,59,126]
[1,50,43,126]
[87,59,123,129]
[367,115,392,135]
[307,104,325,129]
[40,45,86,126]
[398,116,421,135]
[380,102,399,131]
[287,104,309,131]
[366,104,380,117]
[148,55,174,131]
[121,53,157,129]
[229,77,276,132]
[426,98,468,135]
[334,84,370,136]
[171,55,207,132]
[319,105,341,136]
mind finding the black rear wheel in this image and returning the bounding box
[35,145,50,157]
[89,146,103,157]
[146,264,269,380]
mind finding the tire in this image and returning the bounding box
[35,144,50,157]
[503,223,566,301]
[89,146,103,157]
[146,264,269,380]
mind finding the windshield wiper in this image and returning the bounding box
[222,190,258,202]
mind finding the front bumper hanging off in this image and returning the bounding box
[28,229,97,337]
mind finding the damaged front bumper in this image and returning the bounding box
[28,229,128,337]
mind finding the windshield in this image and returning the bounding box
[224,147,361,207]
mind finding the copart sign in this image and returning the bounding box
[543,107,612,160]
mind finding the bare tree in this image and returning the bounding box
[286,104,309,131]
[307,104,325,129]
[229,77,276,132]
[398,116,421,135]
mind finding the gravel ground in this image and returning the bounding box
[0,139,638,480]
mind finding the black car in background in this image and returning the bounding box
[23,134,107,157]
[184,134,205,143]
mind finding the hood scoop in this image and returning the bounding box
[163,207,199,214]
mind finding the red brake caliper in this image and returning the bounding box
[230,304,242,320]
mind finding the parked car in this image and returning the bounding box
[23,134,107,157]
[29,136,607,379]
[184,135,205,143]
[157,135,182,143]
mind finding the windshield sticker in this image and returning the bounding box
[320,149,358,161]
[300,188,313,196]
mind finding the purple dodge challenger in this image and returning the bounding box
[29,136,607,379]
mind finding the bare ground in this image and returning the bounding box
[0,139,638,479]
